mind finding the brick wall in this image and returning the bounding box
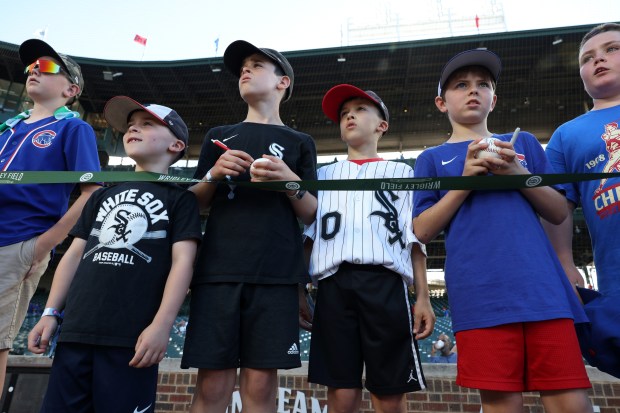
[154,360,620,413]
[6,357,619,412]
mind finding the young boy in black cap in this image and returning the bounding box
[0,39,100,393]
[183,40,317,413]
[28,96,202,413]
[306,84,433,413]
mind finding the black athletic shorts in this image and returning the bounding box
[308,263,426,395]
[181,282,301,369]
[40,342,157,413]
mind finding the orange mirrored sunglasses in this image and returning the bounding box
[24,59,66,76]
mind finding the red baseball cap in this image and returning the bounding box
[322,84,389,124]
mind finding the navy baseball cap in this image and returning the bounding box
[437,49,502,96]
[104,96,189,158]
[224,40,294,102]
[19,39,85,95]
[575,287,620,379]
[322,84,390,125]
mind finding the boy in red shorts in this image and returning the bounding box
[413,49,593,413]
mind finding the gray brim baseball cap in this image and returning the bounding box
[104,96,189,159]
[224,40,294,102]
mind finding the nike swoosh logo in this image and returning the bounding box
[134,404,152,413]
[223,134,238,142]
[441,156,458,166]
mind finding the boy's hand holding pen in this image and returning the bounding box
[206,139,253,181]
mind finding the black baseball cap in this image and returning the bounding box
[104,96,189,158]
[19,39,85,95]
[437,49,502,96]
[224,40,294,102]
[322,84,390,124]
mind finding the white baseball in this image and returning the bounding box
[475,137,502,159]
[250,158,272,179]
[434,340,445,350]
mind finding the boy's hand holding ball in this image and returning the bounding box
[250,158,273,180]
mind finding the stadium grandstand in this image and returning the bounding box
[0,24,602,159]
[1,22,610,412]
[0,23,599,268]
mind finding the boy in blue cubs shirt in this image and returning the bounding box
[28,96,202,413]
[543,23,620,294]
[0,39,100,395]
[542,22,620,379]
[413,49,593,413]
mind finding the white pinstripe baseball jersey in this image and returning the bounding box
[305,159,425,285]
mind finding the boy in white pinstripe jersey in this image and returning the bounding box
[305,84,434,413]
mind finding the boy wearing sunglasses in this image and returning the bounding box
[0,39,100,395]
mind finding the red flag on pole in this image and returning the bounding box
[475,15,480,29]
[134,34,147,46]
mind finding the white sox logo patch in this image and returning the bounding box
[84,204,166,264]
[32,130,56,148]
[371,190,405,248]
[84,189,168,265]
[268,143,284,159]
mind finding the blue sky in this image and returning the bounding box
[1,0,619,61]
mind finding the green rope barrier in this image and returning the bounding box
[1,171,619,191]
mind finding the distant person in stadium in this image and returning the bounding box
[305,84,434,413]
[413,49,593,413]
[429,333,457,363]
[0,39,100,397]
[182,40,317,413]
[542,22,620,379]
[175,319,188,335]
[442,306,450,317]
[27,96,202,413]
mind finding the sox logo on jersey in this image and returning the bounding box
[306,160,417,284]
[371,190,406,248]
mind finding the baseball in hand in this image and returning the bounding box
[250,158,272,179]
[475,137,502,159]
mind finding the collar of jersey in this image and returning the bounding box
[0,106,80,133]
[348,158,384,165]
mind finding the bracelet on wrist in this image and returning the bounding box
[287,189,307,200]
[41,307,62,321]
[206,170,220,182]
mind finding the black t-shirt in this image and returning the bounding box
[193,122,317,285]
[60,182,202,348]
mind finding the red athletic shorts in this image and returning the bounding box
[455,319,591,391]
